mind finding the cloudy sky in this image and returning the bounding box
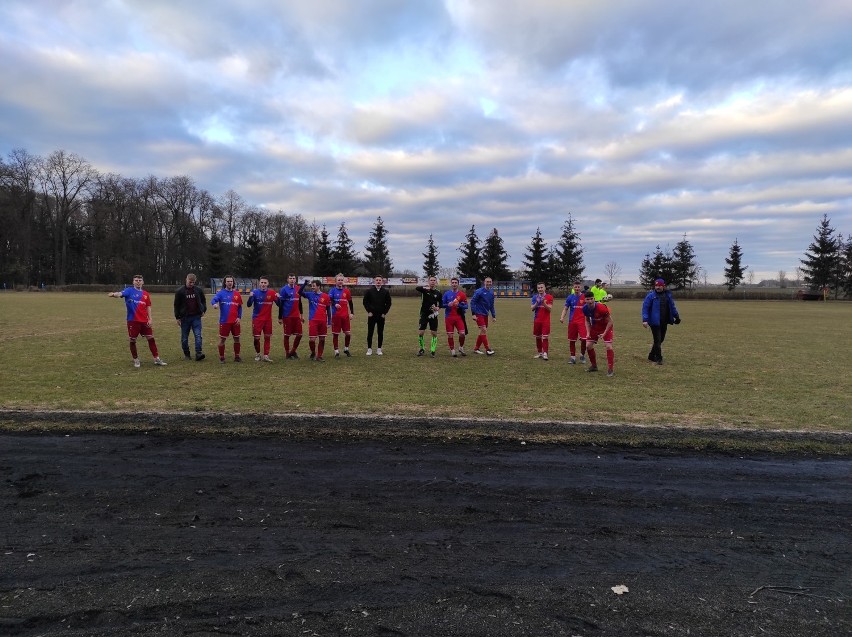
[2,0,851,282]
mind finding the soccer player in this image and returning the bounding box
[108,274,167,368]
[470,277,497,355]
[277,273,304,359]
[300,279,333,361]
[415,276,442,357]
[584,293,615,376]
[442,277,468,357]
[210,275,243,363]
[247,276,280,362]
[559,280,587,364]
[328,273,355,358]
[531,282,553,360]
[362,275,392,356]
[173,272,206,361]
[642,278,681,365]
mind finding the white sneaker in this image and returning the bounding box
[458,347,466,357]
[473,349,484,355]
[533,353,541,359]
[570,356,576,364]
[579,355,586,364]
[486,349,495,356]
[366,348,372,356]
[133,358,141,368]
[376,348,383,356]
[451,349,457,357]
[254,353,262,361]
[262,355,273,362]
[154,358,167,366]
[541,352,549,361]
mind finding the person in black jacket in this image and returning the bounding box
[362,275,392,355]
[174,273,207,361]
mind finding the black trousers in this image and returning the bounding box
[367,316,385,348]
[648,324,668,362]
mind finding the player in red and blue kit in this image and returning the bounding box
[277,273,304,360]
[559,280,587,364]
[442,277,468,357]
[247,276,280,362]
[300,279,333,361]
[108,274,167,368]
[470,276,497,355]
[328,273,355,358]
[531,282,554,360]
[210,275,243,363]
[583,294,615,376]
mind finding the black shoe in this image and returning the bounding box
[291,351,299,360]
[587,366,598,372]
[417,349,425,356]
[430,351,436,358]
[234,356,242,362]
[309,353,315,360]
[344,349,351,357]
[183,351,191,360]
[195,352,205,361]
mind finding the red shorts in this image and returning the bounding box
[252,318,273,337]
[219,322,241,338]
[474,314,489,328]
[568,320,587,341]
[331,314,351,334]
[309,320,328,338]
[126,321,152,339]
[281,316,303,336]
[533,321,551,338]
[587,326,614,344]
[445,314,466,335]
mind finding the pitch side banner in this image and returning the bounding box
[296,277,477,286]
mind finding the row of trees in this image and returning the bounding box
[2,148,849,294]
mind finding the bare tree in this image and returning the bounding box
[778,270,787,288]
[604,261,623,285]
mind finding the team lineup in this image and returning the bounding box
[110,273,681,376]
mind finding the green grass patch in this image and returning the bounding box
[0,293,850,433]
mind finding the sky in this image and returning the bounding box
[1,0,851,283]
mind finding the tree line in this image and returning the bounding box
[1,148,848,295]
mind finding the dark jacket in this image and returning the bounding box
[642,289,679,326]
[174,285,207,319]
[362,285,392,316]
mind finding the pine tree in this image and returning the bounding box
[639,245,674,288]
[671,234,699,290]
[841,234,852,299]
[801,215,842,293]
[237,231,265,277]
[362,216,393,277]
[331,221,357,275]
[480,228,512,282]
[206,232,225,278]
[456,225,481,281]
[723,238,747,291]
[522,228,549,286]
[422,234,439,278]
[550,216,584,289]
[314,225,333,275]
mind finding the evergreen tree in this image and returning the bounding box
[237,231,265,277]
[480,228,512,282]
[331,221,357,275]
[671,234,699,290]
[550,215,584,289]
[206,232,226,278]
[841,234,852,299]
[422,234,439,277]
[723,238,747,291]
[639,245,674,288]
[522,227,549,286]
[362,216,393,276]
[314,224,333,275]
[801,214,842,293]
[456,225,481,281]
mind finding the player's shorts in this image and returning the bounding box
[445,314,465,335]
[587,326,614,345]
[533,320,551,338]
[281,316,303,336]
[474,314,489,329]
[126,320,152,339]
[252,318,273,337]
[219,322,240,338]
[418,314,439,332]
[331,314,351,334]
[567,320,587,341]
[308,320,328,338]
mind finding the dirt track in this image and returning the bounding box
[1,429,849,636]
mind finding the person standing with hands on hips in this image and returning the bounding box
[362,275,392,356]
[642,278,681,365]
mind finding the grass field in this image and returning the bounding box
[0,292,849,432]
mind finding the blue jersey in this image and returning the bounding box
[563,293,585,322]
[470,286,496,318]
[120,287,151,322]
[442,290,468,317]
[211,289,242,324]
[278,284,302,319]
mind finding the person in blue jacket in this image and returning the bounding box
[642,278,681,365]
[470,277,497,355]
